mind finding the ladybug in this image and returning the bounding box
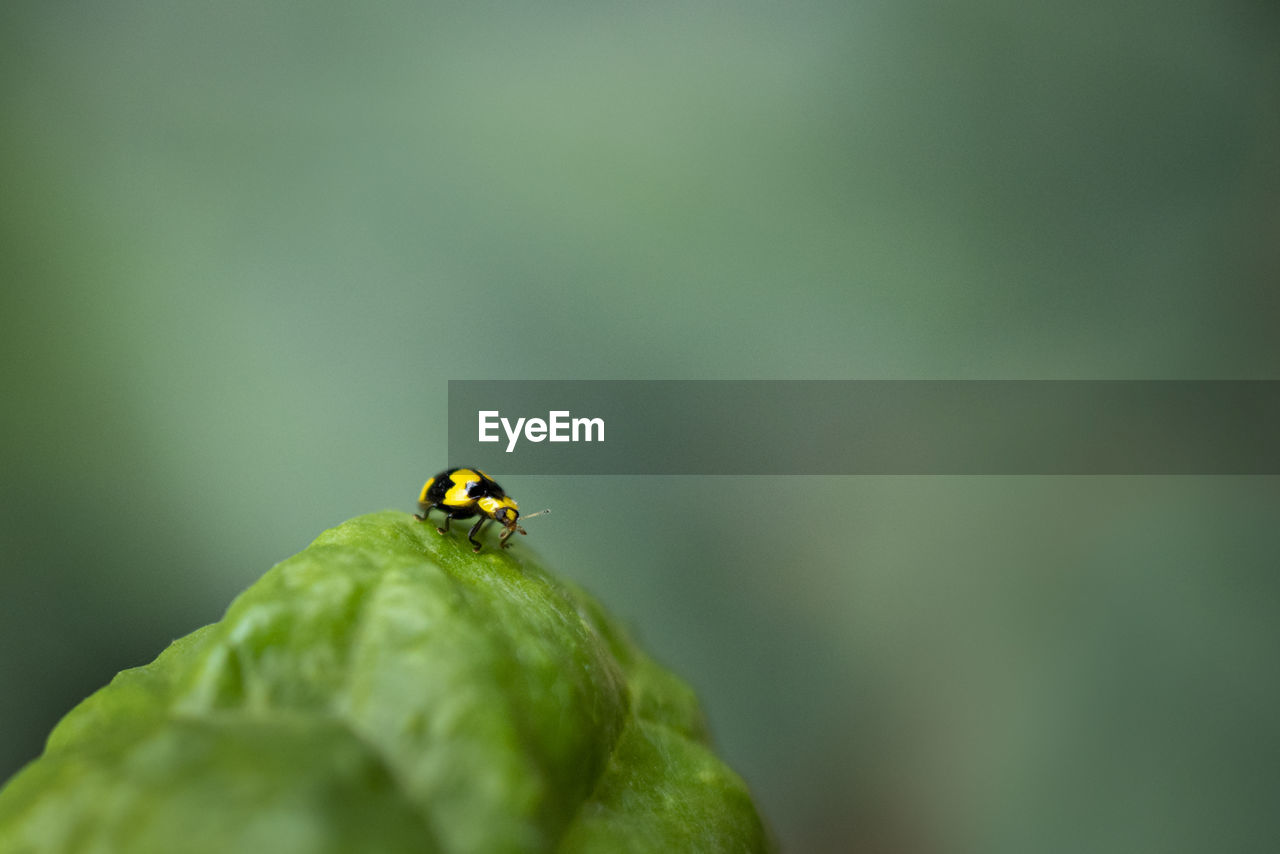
[415,467,548,552]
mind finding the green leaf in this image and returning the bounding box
[0,511,773,853]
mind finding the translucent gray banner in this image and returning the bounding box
[447,381,1280,475]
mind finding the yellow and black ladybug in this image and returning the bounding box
[415,467,547,552]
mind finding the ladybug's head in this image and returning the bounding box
[494,503,522,531]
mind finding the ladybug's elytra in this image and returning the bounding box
[415,467,547,552]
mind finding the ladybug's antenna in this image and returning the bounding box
[513,508,550,537]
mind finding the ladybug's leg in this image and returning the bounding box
[416,503,450,534]
[468,518,490,552]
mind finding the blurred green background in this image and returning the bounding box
[3,2,1279,852]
